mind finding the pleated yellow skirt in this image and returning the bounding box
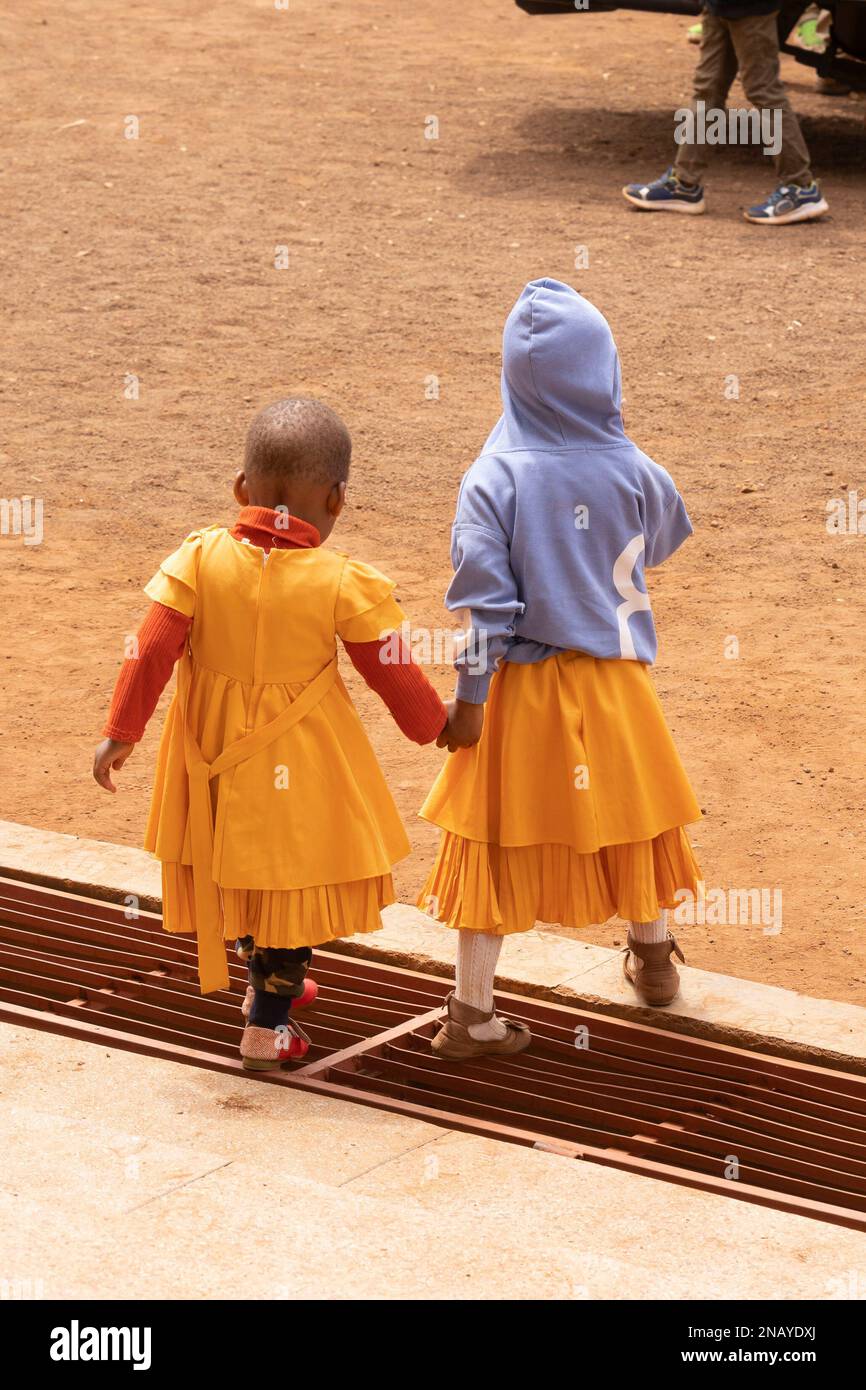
[162,864,394,950]
[418,651,702,935]
[419,828,700,936]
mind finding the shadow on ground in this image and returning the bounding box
[457,104,866,197]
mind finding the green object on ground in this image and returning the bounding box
[796,19,826,52]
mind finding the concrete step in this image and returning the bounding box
[2,1019,863,1301]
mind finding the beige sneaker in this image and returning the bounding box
[431,992,531,1061]
[239,1021,310,1070]
[622,931,685,1007]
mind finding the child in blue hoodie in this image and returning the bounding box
[419,279,702,1059]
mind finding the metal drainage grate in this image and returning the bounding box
[1,874,866,1232]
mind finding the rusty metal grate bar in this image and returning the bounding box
[2,874,866,1231]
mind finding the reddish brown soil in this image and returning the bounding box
[2,0,864,1002]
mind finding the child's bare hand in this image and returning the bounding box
[92,738,135,792]
[437,699,484,752]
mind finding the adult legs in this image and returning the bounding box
[729,11,814,185]
[674,11,739,187]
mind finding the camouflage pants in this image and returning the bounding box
[235,936,312,1000]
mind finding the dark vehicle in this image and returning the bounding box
[515,1,866,91]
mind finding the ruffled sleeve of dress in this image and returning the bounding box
[334,558,406,642]
[143,528,213,618]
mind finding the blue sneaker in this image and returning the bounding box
[622,167,706,215]
[744,181,828,225]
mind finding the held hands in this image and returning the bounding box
[94,699,477,787]
[436,699,484,753]
[92,738,136,792]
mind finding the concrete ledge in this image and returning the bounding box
[0,819,162,912]
[2,819,865,1074]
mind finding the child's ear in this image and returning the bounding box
[233,471,249,506]
[328,481,347,518]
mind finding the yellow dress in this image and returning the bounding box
[143,526,411,991]
[418,650,702,934]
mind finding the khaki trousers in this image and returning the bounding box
[674,9,813,187]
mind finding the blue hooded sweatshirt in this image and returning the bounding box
[448,279,693,703]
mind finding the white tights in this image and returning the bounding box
[630,913,668,944]
[455,930,507,1040]
[455,914,668,1039]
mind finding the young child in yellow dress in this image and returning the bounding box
[420,279,703,1060]
[94,398,448,1069]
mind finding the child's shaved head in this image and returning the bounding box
[244,398,351,486]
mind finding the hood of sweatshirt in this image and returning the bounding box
[483,278,626,453]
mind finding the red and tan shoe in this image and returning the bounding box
[431,993,531,1061]
[622,931,685,1007]
[241,978,318,1021]
[240,1020,311,1071]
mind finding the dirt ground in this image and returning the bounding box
[2,0,865,1003]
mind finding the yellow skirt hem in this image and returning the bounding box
[416,813,701,855]
[417,828,701,936]
[160,863,394,951]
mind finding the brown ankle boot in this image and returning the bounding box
[622,931,685,1007]
[431,992,531,1061]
